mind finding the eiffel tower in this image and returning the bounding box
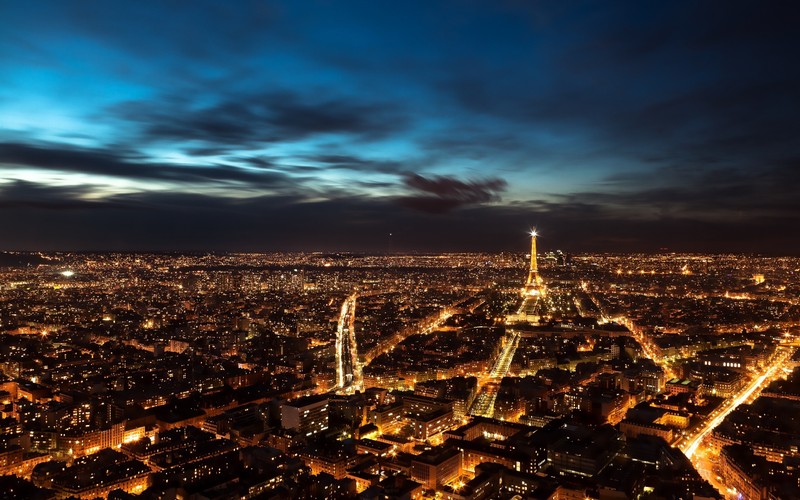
[524,229,544,296]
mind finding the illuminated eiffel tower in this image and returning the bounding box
[523,229,544,296]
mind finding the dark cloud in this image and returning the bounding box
[587,161,800,221]
[111,90,408,149]
[300,154,407,174]
[421,131,524,161]
[443,74,800,170]
[0,141,297,189]
[0,180,112,210]
[397,173,507,213]
[1,179,798,254]
[439,2,800,176]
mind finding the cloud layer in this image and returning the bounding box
[1,1,799,252]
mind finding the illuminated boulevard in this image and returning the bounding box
[670,346,794,497]
[469,329,521,417]
[336,291,466,394]
[584,282,678,380]
[335,293,361,393]
[585,280,797,497]
[489,330,522,379]
[681,346,794,458]
[470,243,538,420]
[681,346,790,458]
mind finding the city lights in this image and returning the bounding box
[1,0,797,496]
[0,242,797,497]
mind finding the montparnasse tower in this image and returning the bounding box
[523,229,544,296]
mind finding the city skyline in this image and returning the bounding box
[2,2,800,253]
[0,246,798,498]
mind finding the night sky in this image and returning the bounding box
[2,1,799,253]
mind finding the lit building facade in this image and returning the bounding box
[280,395,329,437]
